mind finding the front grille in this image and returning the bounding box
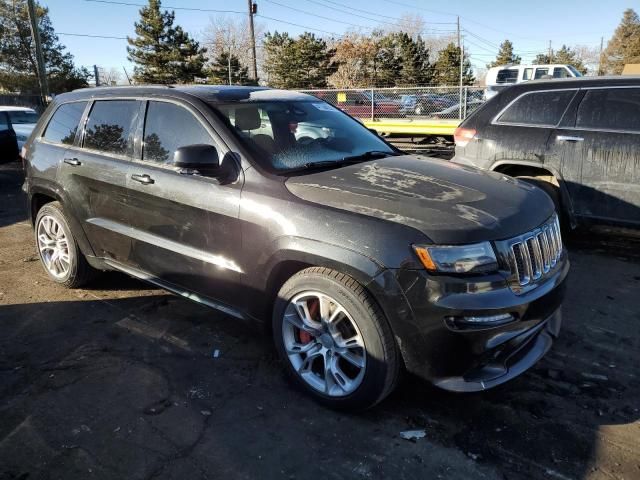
[500,215,563,292]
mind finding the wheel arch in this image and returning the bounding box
[250,237,386,326]
[490,160,576,226]
[29,184,96,258]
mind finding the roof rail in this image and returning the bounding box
[72,84,176,92]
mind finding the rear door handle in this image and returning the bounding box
[63,157,81,166]
[556,135,584,142]
[131,173,154,185]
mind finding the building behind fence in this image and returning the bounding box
[298,86,486,121]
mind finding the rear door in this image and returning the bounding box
[124,99,243,305]
[547,87,640,225]
[478,89,577,171]
[58,99,140,263]
[0,112,18,161]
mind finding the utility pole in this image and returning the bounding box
[459,39,464,120]
[248,0,258,81]
[228,51,232,85]
[26,0,49,99]
[598,36,604,76]
[456,16,460,50]
[93,65,100,87]
[548,40,552,64]
[122,66,132,85]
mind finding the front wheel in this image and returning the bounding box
[273,267,400,410]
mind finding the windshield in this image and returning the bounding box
[212,100,395,172]
[7,110,39,124]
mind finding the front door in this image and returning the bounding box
[124,100,243,305]
[547,87,640,225]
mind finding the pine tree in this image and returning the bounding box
[206,52,254,85]
[534,45,587,74]
[0,0,89,94]
[263,31,334,88]
[433,43,474,86]
[127,0,206,84]
[488,40,521,68]
[601,8,640,74]
[396,33,433,86]
[372,33,401,87]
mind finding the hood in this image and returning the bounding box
[285,155,554,244]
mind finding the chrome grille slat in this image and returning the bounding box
[506,215,563,290]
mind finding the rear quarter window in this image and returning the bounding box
[43,102,88,145]
[496,90,576,126]
[576,88,640,132]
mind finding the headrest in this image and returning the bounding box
[235,106,261,131]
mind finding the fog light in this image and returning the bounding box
[446,313,515,328]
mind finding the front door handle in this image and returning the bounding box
[131,173,154,185]
[63,157,81,166]
[556,135,584,142]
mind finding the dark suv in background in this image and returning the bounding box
[453,76,640,229]
[23,86,568,409]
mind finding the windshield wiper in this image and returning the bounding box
[296,150,398,171]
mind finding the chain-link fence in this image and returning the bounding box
[0,94,47,112]
[298,86,486,121]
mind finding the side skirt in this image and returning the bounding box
[103,258,248,321]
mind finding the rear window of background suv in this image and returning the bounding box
[496,90,576,127]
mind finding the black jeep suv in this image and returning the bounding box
[452,76,640,230]
[23,86,568,409]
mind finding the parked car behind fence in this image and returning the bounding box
[300,86,486,120]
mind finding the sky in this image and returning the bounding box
[45,0,632,75]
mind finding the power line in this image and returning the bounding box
[59,32,128,40]
[84,0,244,14]
[255,14,342,36]
[301,0,456,25]
[263,0,456,33]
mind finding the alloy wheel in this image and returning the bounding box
[37,215,71,279]
[282,291,366,397]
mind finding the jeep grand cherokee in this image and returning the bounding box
[22,86,568,409]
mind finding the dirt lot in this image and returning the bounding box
[1,160,639,480]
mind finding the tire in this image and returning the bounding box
[34,201,95,288]
[272,267,400,410]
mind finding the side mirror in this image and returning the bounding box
[173,144,219,176]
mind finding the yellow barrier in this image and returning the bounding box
[361,118,460,137]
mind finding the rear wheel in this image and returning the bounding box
[273,267,399,410]
[35,201,95,288]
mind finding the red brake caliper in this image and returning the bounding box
[298,299,319,344]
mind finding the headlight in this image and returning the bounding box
[413,242,498,274]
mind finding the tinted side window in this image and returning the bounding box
[497,90,575,126]
[84,100,138,156]
[143,101,215,164]
[43,102,87,145]
[534,68,549,79]
[553,67,572,78]
[496,69,518,84]
[576,88,640,132]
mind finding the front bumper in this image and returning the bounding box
[369,253,569,392]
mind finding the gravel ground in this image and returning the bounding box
[1,160,639,480]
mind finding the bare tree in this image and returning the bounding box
[202,15,265,80]
[98,67,122,86]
